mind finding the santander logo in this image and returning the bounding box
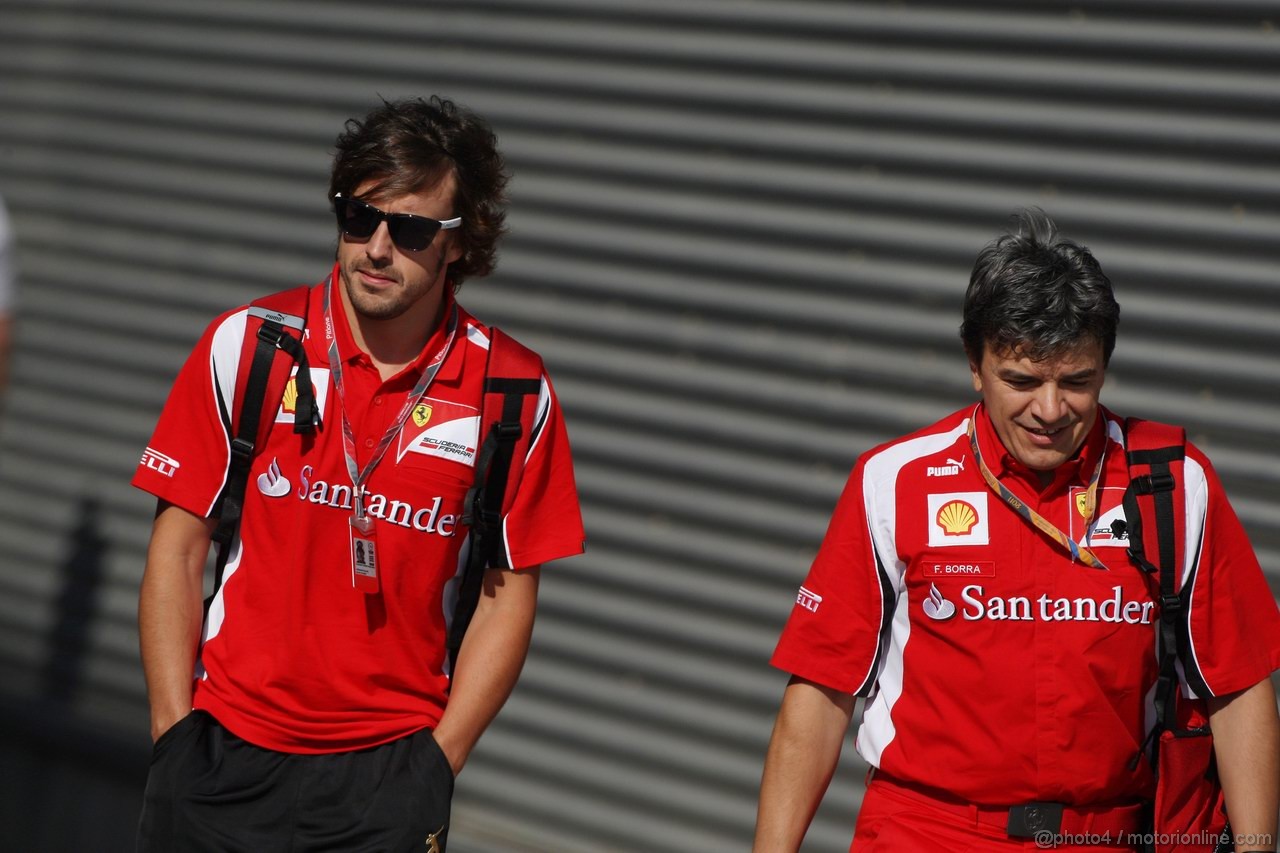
[920,583,1154,625]
[294,465,459,537]
[257,458,291,497]
[922,583,956,620]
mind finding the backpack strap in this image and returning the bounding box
[207,285,316,612]
[1122,418,1189,751]
[446,327,544,678]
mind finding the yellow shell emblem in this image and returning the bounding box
[282,377,299,413]
[937,500,979,536]
[412,404,433,428]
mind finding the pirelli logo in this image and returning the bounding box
[140,447,180,478]
[796,585,823,613]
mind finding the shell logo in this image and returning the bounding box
[273,368,329,425]
[936,500,979,536]
[282,377,301,413]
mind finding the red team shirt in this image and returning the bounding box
[773,404,1280,806]
[133,272,585,753]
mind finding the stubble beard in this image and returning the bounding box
[341,254,447,322]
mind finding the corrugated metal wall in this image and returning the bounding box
[1,1,1277,850]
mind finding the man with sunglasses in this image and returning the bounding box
[754,210,1280,852]
[133,96,584,851]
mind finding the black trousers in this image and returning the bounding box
[137,711,454,852]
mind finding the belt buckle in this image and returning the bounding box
[1007,802,1065,838]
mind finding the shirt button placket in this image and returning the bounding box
[367,392,386,450]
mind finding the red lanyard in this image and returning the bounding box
[322,275,458,525]
[966,408,1109,570]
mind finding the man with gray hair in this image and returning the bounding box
[755,210,1279,852]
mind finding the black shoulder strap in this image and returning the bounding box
[1122,417,1188,763]
[446,328,543,678]
[206,287,314,613]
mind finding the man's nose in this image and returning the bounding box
[1029,384,1067,423]
[365,222,395,261]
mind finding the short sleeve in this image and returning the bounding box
[1179,447,1280,698]
[131,308,247,518]
[771,460,899,696]
[497,371,585,570]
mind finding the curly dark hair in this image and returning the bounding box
[329,96,509,287]
[961,208,1120,366]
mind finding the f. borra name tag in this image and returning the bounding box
[923,561,996,578]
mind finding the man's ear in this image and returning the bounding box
[967,341,989,394]
[444,234,464,267]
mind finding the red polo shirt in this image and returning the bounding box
[133,271,585,753]
[772,404,1280,805]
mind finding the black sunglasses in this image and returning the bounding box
[332,193,461,252]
